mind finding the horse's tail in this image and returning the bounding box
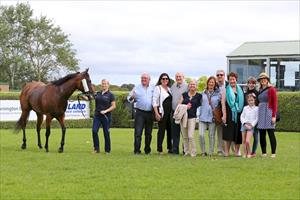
[15,117,24,133]
[15,89,30,133]
[15,118,22,133]
[15,112,30,133]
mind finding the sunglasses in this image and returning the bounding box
[161,77,169,80]
[216,74,224,77]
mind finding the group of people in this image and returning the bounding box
[90,70,278,158]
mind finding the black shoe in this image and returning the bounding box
[201,152,207,157]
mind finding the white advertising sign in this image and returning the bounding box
[0,100,90,121]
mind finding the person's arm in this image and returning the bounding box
[152,86,161,121]
[198,94,202,107]
[240,108,246,125]
[127,87,136,103]
[100,101,116,114]
[152,86,160,107]
[268,87,277,124]
[81,95,89,101]
[270,87,278,117]
[252,107,259,127]
[221,89,227,124]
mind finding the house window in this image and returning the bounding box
[270,58,300,90]
[229,59,265,84]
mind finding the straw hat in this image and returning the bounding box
[257,72,270,81]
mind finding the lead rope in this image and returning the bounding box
[77,93,89,119]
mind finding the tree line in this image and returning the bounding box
[0,3,207,92]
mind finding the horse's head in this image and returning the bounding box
[78,68,94,100]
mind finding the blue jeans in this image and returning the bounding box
[92,113,111,152]
[251,127,259,154]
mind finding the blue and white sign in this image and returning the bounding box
[65,100,90,119]
[0,100,90,121]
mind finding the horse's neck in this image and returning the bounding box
[57,79,79,100]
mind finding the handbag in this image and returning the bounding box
[206,92,222,125]
[213,107,223,125]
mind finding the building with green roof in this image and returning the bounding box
[227,40,300,91]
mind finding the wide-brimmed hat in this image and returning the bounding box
[257,72,270,81]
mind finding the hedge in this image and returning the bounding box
[276,92,300,132]
[1,91,299,132]
[0,92,133,129]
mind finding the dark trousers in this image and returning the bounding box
[157,113,172,152]
[92,113,111,152]
[134,109,153,154]
[259,129,276,154]
[251,127,259,154]
[171,116,181,154]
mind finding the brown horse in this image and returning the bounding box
[15,69,94,153]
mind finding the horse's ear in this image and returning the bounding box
[84,68,89,73]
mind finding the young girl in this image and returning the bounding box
[240,93,258,158]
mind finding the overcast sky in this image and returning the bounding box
[2,1,299,85]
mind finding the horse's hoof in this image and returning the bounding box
[21,144,26,149]
[38,145,43,149]
[45,148,49,153]
[58,147,64,153]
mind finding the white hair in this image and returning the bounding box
[141,72,151,80]
[216,69,225,75]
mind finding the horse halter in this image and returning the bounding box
[80,78,93,98]
[81,79,89,93]
[78,78,94,119]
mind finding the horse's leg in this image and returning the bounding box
[57,115,66,153]
[21,128,27,149]
[44,115,53,152]
[19,110,30,150]
[36,113,43,149]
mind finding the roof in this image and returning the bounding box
[227,40,300,57]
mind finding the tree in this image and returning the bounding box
[0,3,32,89]
[120,83,135,91]
[185,77,193,84]
[0,3,79,89]
[197,76,207,92]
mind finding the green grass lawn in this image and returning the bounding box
[0,128,299,200]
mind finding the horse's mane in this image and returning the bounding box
[51,72,80,86]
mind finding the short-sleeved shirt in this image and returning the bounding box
[182,92,202,118]
[94,90,115,115]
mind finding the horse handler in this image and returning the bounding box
[91,79,116,154]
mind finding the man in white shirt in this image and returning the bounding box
[127,73,154,155]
